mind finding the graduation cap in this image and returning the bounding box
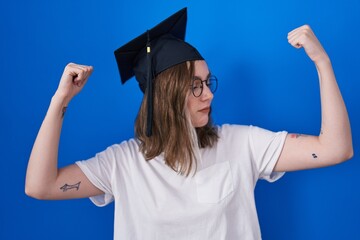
[114,7,204,137]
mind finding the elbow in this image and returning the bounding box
[332,146,354,165]
[25,185,39,199]
[342,142,354,162]
[25,183,49,200]
[347,147,354,160]
[343,147,354,161]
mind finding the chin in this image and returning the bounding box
[193,118,209,128]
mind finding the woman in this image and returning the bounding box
[25,8,353,240]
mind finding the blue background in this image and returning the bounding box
[1,0,359,239]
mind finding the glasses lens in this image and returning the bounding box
[207,75,218,93]
[192,79,203,97]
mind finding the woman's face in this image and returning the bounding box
[186,60,214,127]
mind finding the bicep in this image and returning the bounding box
[47,164,104,200]
[274,133,335,172]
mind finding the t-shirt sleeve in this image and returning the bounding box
[76,145,117,207]
[249,125,287,182]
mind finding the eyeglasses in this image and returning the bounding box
[190,75,218,97]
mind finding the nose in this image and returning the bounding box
[201,83,214,101]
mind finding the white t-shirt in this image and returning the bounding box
[76,124,287,240]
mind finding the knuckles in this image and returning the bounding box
[300,25,313,36]
[302,24,311,30]
[64,63,93,75]
[65,62,75,70]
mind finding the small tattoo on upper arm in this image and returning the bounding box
[60,181,81,192]
[290,133,310,139]
[62,106,67,118]
[312,153,318,159]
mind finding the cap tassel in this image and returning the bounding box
[146,30,153,137]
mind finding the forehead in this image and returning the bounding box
[194,60,209,78]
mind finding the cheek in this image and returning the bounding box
[186,97,196,114]
[186,97,197,123]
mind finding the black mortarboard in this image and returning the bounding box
[114,7,204,136]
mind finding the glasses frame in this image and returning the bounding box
[190,75,218,97]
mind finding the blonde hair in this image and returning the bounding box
[135,61,218,176]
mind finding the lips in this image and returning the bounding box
[198,107,210,113]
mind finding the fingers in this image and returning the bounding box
[55,63,94,104]
[286,25,328,63]
[287,24,313,49]
[64,63,93,87]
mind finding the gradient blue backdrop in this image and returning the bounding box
[1,0,359,239]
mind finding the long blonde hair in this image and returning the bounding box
[135,61,218,176]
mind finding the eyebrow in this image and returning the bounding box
[193,72,211,80]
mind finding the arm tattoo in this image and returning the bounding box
[312,153,318,159]
[290,133,311,139]
[61,106,67,118]
[60,181,81,192]
[290,133,306,138]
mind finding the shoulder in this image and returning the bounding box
[214,124,252,151]
[216,124,258,141]
[216,124,287,147]
[217,124,250,136]
[92,138,141,162]
[107,138,139,152]
[217,124,284,137]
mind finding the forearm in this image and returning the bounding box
[275,25,353,172]
[25,92,68,197]
[316,58,353,161]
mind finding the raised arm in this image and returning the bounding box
[275,25,353,172]
[25,63,103,199]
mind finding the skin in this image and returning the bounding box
[25,63,103,200]
[25,25,353,200]
[274,25,353,171]
[187,60,214,128]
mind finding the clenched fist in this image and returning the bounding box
[288,25,329,64]
[55,63,93,105]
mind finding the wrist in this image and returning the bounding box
[44,93,70,120]
[51,92,70,117]
[52,91,70,107]
[314,54,331,69]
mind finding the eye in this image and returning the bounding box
[192,79,203,89]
